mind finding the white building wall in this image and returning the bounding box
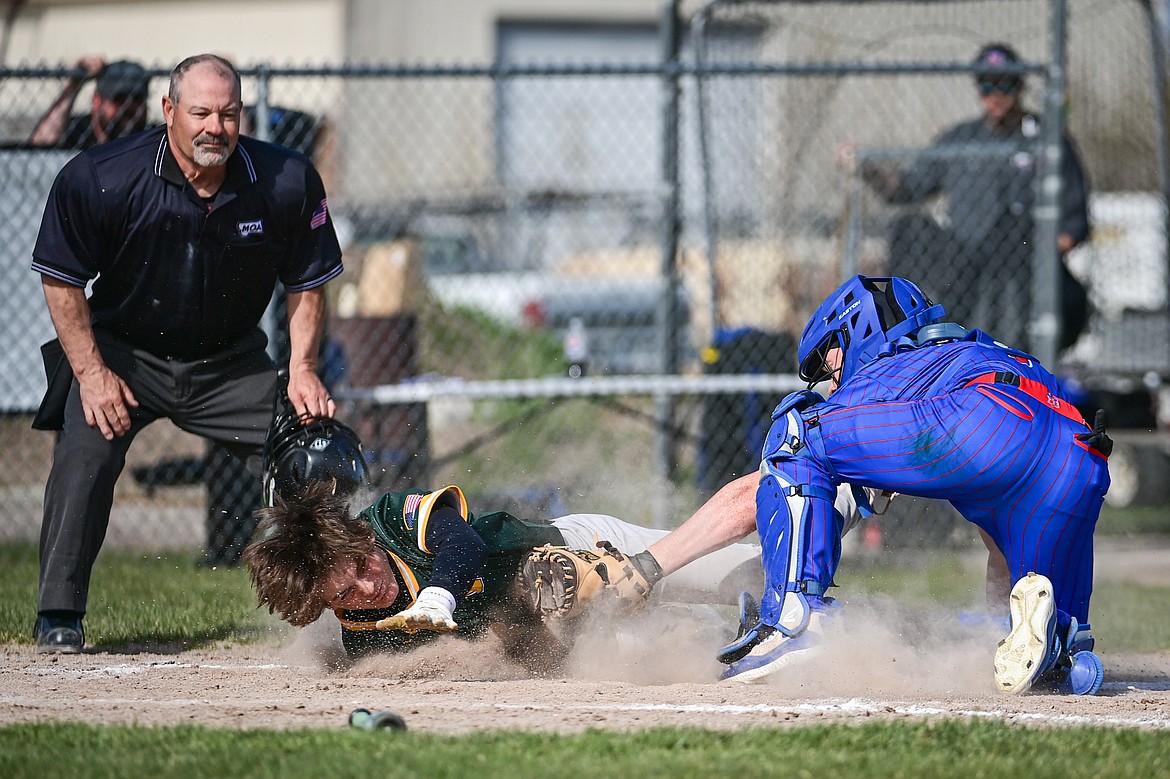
[345,0,665,62]
[5,0,345,65]
[4,0,677,66]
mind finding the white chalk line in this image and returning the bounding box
[14,660,1170,693]
[11,660,292,679]
[1,693,1167,731]
[489,699,1170,730]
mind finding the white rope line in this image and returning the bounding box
[339,373,808,405]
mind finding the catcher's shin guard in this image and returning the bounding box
[716,462,839,668]
[735,591,760,639]
[719,396,840,673]
[754,463,839,637]
[994,572,1060,694]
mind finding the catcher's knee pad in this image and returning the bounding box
[761,390,824,462]
[755,464,837,636]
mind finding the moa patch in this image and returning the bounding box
[237,219,264,237]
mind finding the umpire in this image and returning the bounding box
[29,53,344,653]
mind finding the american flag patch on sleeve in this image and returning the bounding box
[310,198,328,229]
[403,493,422,529]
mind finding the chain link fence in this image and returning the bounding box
[0,0,1166,558]
[691,0,1170,516]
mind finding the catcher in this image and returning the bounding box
[242,411,763,666]
[606,276,1112,696]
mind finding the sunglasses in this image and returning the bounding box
[978,79,1021,96]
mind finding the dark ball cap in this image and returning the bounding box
[973,43,1022,83]
[96,60,150,100]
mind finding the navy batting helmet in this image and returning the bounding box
[261,391,369,506]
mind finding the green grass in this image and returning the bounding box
[1,719,1169,779]
[420,302,564,380]
[1097,504,1170,535]
[4,535,1170,653]
[3,540,1170,775]
[0,543,279,649]
[1087,581,1170,653]
[841,553,1170,654]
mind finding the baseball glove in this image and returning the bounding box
[519,541,663,620]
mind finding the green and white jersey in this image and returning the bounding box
[335,485,563,656]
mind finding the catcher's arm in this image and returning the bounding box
[518,541,663,620]
[375,586,458,633]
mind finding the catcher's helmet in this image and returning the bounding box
[797,275,945,386]
[262,391,369,505]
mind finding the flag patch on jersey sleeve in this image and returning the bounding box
[310,198,328,229]
[403,493,422,530]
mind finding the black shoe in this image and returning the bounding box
[33,615,85,654]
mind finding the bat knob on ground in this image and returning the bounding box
[348,708,408,731]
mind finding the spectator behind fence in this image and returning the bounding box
[28,56,150,149]
[29,53,344,654]
[838,43,1091,353]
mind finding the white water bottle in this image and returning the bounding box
[564,317,589,379]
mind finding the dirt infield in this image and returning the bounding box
[2,537,1168,734]
[4,594,1169,734]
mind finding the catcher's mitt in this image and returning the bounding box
[519,541,662,620]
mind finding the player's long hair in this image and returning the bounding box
[243,479,375,626]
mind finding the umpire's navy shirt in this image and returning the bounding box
[32,124,344,359]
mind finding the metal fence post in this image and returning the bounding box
[693,1,722,337]
[655,0,684,527]
[1031,0,1069,367]
[253,64,272,143]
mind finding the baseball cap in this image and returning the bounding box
[973,43,1023,85]
[96,60,150,101]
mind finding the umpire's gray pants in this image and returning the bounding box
[38,329,277,615]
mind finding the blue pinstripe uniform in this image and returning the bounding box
[769,334,1108,627]
[721,276,1108,692]
[753,331,1109,648]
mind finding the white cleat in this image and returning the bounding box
[994,572,1057,694]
